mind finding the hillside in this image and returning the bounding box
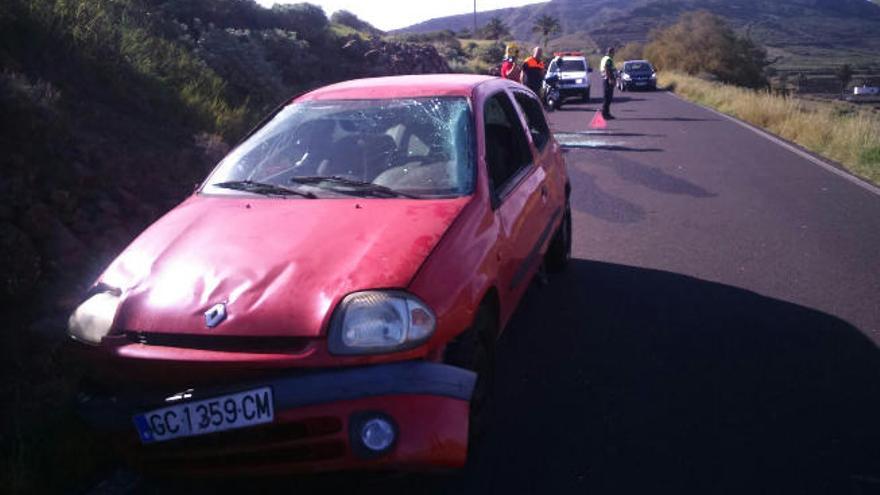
[398,0,880,70]
[0,1,448,492]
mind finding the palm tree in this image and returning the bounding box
[481,17,510,40]
[532,14,561,51]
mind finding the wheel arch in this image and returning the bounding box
[477,286,501,340]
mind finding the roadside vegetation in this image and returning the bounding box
[612,11,880,184]
[0,1,448,492]
[661,71,880,184]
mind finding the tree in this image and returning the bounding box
[615,42,644,62]
[643,11,770,88]
[480,17,509,40]
[330,10,383,36]
[836,64,854,94]
[532,14,561,51]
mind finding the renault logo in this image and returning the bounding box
[204,302,227,328]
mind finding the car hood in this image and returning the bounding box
[99,194,470,338]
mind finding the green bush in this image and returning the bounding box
[644,11,769,88]
[476,41,506,64]
[330,9,382,36]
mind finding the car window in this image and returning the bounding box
[483,92,533,197]
[203,97,474,197]
[513,92,550,152]
[558,59,586,72]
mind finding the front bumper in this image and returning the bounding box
[623,79,657,90]
[559,83,589,98]
[78,361,476,475]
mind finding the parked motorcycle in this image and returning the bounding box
[543,74,562,112]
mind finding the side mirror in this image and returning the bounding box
[587,67,593,73]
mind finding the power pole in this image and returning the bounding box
[473,0,477,37]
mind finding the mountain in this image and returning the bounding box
[397,0,880,69]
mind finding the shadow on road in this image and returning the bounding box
[568,171,646,224]
[127,261,880,494]
[624,117,718,122]
[462,259,880,493]
[611,96,646,103]
[596,155,716,198]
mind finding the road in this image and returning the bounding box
[124,85,880,494]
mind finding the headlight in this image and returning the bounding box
[622,73,632,81]
[651,73,657,79]
[328,291,436,355]
[575,78,584,84]
[68,289,122,345]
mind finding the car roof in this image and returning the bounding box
[296,74,498,101]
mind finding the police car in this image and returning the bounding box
[545,52,592,103]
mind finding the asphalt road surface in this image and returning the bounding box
[119,85,880,495]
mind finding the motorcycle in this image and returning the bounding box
[543,74,562,112]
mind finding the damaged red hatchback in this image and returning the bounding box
[69,74,571,475]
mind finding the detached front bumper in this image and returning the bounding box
[78,361,476,475]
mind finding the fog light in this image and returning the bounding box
[361,417,395,452]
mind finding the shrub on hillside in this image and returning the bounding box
[155,0,328,41]
[270,3,328,41]
[616,42,644,62]
[194,26,287,110]
[644,11,769,88]
[330,9,382,36]
[476,41,506,64]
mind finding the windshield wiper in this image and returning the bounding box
[290,176,419,199]
[214,180,317,199]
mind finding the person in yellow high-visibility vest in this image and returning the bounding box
[599,47,617,119]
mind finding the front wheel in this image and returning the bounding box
[582,87,590,103]
[545,200,572,272]
[444,305,496,443]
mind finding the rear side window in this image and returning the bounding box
[513,92,550,151]
[483,92,533,196]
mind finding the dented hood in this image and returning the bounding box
[100,195,469,338]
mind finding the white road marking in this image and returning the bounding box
[666,92,880,197]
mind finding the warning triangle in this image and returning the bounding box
[589,111,607,129]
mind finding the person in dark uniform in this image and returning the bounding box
[600,47,617,119]
[521,46,546,97]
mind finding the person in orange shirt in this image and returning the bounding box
[520,46,546,96]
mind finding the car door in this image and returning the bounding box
[482,90,551,308]
[511,89,565,221]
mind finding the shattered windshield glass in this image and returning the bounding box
[203,97,474,198]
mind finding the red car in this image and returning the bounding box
[69,74,571,475]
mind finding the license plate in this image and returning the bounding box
[636,81,647,85]
[133,387,274,444]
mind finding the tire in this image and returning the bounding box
[582,87,590,103]
[444,304,496,443]
[545,199,572,272]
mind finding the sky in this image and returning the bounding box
[255,1,541,31]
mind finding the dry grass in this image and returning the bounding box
[660,72,880,184]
